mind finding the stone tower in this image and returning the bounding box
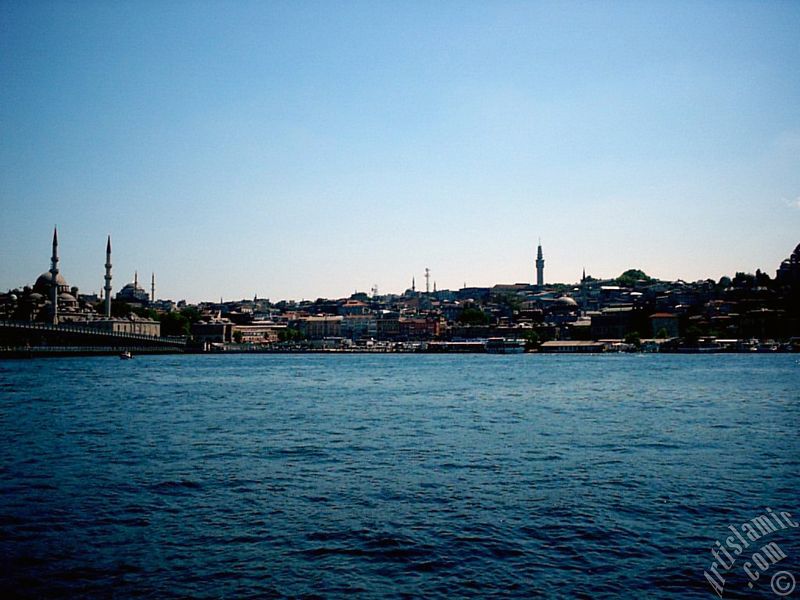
[536,242,545,287]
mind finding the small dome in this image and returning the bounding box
[555,295,578,307]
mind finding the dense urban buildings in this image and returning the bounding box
[1,233,799,352]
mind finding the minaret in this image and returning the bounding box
[134,270,138,288]
[412,276,416,292]
[151,273,155,303]
[581,267,588,313]
[50,226,59,324]
[104,236,112,318]
[536,241,545,287]
[425,268,430,294]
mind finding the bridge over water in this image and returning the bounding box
[0,320,186,357]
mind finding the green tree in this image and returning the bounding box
[95,299,135,318]
[132,307,158,320]
[278,327,303,342]
[233,330,244,344]
[684,325,703,347]
[159,311,190,336]
[524,330,540,351]
[655,327,670,339]
[496,293,522,312]
[458,307,490,325]
[616,269,653,288]
[180,306,202,323]
[624,331,641,348]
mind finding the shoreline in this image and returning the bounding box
[2,345,797,359]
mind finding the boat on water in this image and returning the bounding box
[485,338,526,354]
[120,351,133,360]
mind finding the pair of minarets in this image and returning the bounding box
[47,228,155,323]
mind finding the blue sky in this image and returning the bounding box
[1,1,799,302]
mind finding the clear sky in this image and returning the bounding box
[1,1,799,303]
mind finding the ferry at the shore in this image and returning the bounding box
[485,338,526,354]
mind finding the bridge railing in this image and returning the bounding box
[0,320,187,346]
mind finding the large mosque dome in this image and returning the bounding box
[33,271,69,296]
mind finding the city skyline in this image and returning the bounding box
[3,226,798,305]
[1,2,799,302]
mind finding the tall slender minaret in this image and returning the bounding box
[581,267,588,313]
[151,273,155,304]
[535,241,545,287]
[50,226,59,324]
[104,236,112,318]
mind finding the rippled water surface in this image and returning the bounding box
[1,354,798,598]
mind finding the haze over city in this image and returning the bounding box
[1,1,799,303]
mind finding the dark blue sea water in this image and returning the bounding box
[1,354,798,598]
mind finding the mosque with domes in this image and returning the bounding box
[0,228,160,336]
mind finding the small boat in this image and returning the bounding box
[120,351,133,360]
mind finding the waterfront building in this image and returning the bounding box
[650,313,680,338]
[192,320,234,344]
[399,317,440,340]
[301,315,343,340]
[590,306,635,340]
[540,340,605,353]
[341,314,378,340]
[233,322,286,344]
[376,311,401,340]
[83,314,161,337]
